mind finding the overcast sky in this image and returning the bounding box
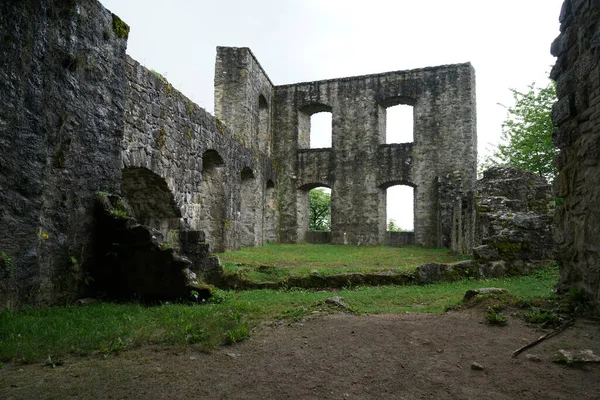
[101,0,563,231]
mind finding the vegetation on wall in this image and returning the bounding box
[111,14,130,40]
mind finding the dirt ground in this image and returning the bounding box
[2,310,600,400]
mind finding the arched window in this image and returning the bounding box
[258,95,271,155]
[263,180,277,243]
[199,150,226,253]
[379,97,415,144]
[385,184,414,232]
[298,104,333,149]
[296,183,332,242]
[309,112,332,148]
[239,167,260,248]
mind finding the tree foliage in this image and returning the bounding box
[484,82,558,181]
[387,219,404,232]
[309,188,331,231]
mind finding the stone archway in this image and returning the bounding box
[263,180,277,243]
[239,167,261,248]
[121,167,181,239]
[199,150,226,253]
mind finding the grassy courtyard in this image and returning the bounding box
[219,243,470,285]
[0,244,559,364]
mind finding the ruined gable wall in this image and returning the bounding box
[551,0,600,304]
[214,47,275,156]
[0,0,127,308]
[272,65,477,246]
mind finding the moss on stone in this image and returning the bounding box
[494,240,523,259]
[111,14,130,40]
[215,118,226,135]
[156,129,166,150]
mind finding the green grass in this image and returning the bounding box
[220,243,470,283]
[0,267,559,364]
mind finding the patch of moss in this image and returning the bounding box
[53,149,66,168]
[111,13,130,40]
[215,118,226,135]
[494,240,523,259]
[150,69,166,82]
[156,129,166,150]
[187,129,193,139]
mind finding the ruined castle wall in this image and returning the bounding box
[551,0,600,304]
[214,47,275,156]
[122,56,277,252]
[273,65,477,246]
[0,0,128,308]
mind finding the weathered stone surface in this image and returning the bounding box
[323,296,352,310]
[525,354,542,362]
[386,231,416,247]
[452,166,555,274]
[123,55,277,253]
[0,1,479,308]
[93,193,213,301]
[0,0,128,309]
[463,288,507,301]
[472,245,499,262]
[552,0,600,306]
[415,262,478,284]
[470,362,485,371]
[554,349,600,365]
[267,63,477,247]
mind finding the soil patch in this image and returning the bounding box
[2,311,599,399]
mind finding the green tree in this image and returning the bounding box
[387,219,404,232]
[309,188,331,231]
[484,82,558,181]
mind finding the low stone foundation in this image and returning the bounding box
[386,231,415,247]
[304,231,332,244]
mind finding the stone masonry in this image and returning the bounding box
[551,0,600,305]
[0,0,478,307]
[216,49,478,247]
[0,0,127,308]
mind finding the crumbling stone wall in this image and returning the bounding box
[215,50,478,247]
[551,0,600,304]
[0,1,279,308]
[282,65,477,247]
[122,56,277,253]
[469,167,554,275]
[0,2,479,308]
[0,0,128,308]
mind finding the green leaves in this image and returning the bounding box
[309,188,331,231]
[485,82,558,181]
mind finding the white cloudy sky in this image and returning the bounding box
[102,0,563,231]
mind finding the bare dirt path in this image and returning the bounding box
[2,311,600,399]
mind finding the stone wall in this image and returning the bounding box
[471,167,554,274]
[214,47,275,156]
[450,167,555,272]
[0,0,128,308]
[0,2,279,308]
[551,0,600,304]
[269,64,477,247]
[0,4,479,308]
[122,56,277,253]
